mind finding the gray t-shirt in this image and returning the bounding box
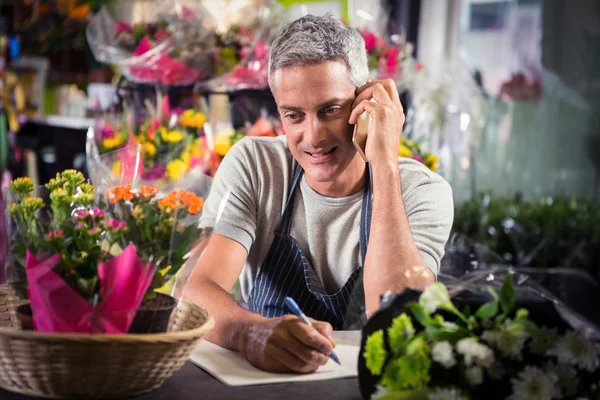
[199,136,454,302]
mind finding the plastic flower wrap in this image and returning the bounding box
[86,0,217,85]
[359,267,600,400]
[87,100,212,193]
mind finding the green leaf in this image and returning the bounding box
[425,325,471,344]
[407,302,436,328]
[500,274,515,315]
[487,286,500,301]
[506,319,540,337]
[475,300,499,320]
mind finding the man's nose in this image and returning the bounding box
[304,117,327,147]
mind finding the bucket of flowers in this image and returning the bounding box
[359,268,600,400]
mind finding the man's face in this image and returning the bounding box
[271,61,359,184]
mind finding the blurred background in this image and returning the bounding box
[1,0,599,282]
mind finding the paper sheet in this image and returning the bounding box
[189,332,360,386]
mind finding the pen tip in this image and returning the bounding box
[330,352,341,366]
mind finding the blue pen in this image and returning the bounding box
[284,297,341,366]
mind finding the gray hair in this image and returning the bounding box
[268,13,369,89]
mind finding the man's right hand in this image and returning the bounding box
[238,315,336,373]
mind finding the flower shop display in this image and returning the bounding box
[87,97,212,192]
[5,169,206,334]
[452,193,600,281]
[359,268,600,400]
[87,0,288,86]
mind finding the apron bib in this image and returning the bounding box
[247,163,372,330]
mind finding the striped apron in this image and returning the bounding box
[247,163,372,330]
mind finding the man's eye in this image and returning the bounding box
[286,114,298,120]
[325,107,338,114]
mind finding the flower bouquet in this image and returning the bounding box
[399,139,439,173]
[86,0,217,85]
[87,99,212,194]
[359,268,600,400]
[5,170,207,334]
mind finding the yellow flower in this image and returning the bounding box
[424,154,439,172]
[102,136,125,150]
[166,159,188,181]
[10,177,34,194]
[112,161,121,177]
[135,134,147,144]
[214,130,234,156]
[399,144,412,158]
[161,130,184,143]
[142,142,157,158]
[181,151,191,166]
[179,110,206,129]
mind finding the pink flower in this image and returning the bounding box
[104,218,128,233]
[412,155,424,164]
[75,222,87,231]
[362,28,377,52]
[88,226,101,235]
[90,209,105,220]
[147,119,161,139]
[45,229,64,240]
[101,122,114,140]
[75,209,89,220]
[415,63,424,71]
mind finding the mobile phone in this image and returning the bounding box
[352,111,371,162]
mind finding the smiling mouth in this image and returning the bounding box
[306,147,337,157]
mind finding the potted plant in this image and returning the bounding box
[359,270,600,399]
[6,170,205,334]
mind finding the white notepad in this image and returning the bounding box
[189,332,360,386]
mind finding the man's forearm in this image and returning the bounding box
[185,277,267,351]
[363,162,434,315]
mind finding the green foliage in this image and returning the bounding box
[452,193,600,279]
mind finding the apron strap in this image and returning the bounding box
[278,162,373,260]
[359,163,372,264]
[277,163,303,234]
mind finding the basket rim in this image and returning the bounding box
[0,301,215,343]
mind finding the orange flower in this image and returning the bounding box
[107,184,133,204]
[137,185,159,200]
[158,190,204,214]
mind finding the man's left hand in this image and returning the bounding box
[348,79,404,168]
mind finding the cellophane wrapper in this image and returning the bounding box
[86,0,217,85]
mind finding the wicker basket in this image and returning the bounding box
[0,284,214,399]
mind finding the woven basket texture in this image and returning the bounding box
[0,284,214,399]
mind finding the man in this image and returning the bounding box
[185,14,454,374]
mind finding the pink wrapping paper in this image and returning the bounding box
[25,244,155,334]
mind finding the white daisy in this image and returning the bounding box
[456,338,495,368]
[482,330,527,360]
[549,331,600,372]
[509,366,560,400]
[370,385,388,400]
[466,366,484,386]
[428,388,463,400]
[529,327,558,355]
[432,341,456,368]
[419,283,454,314]
[545,360,579,397]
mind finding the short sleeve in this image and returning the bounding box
[400,166,454,276]
[198,137,259,253]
